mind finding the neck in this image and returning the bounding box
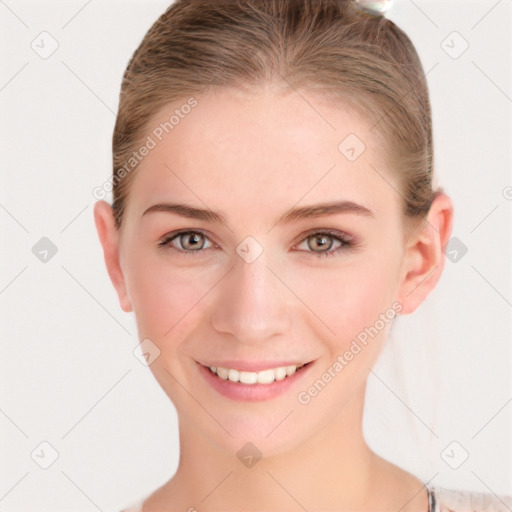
[146,384,412,511]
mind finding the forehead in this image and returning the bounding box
[126,86,399,223]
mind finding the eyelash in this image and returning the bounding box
[157,229,355,259]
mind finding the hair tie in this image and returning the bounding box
[352,0,393,17]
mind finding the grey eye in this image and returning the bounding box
[307,233,335,252]
[178,232,207,251]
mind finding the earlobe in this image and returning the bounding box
[397,192,454,315]
[93,200,133,313]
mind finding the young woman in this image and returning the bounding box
[93,0,511,510]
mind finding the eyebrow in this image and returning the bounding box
[142,200,374,227]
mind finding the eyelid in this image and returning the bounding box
[158,229,217,252]
[294,227,355,245]
[158,227,356,256]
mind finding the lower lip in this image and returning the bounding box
[197,362,314,402]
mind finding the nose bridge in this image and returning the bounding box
[211,251,291,343]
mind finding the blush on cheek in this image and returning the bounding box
[129,263,215,341]
[298,266,395,354]
[297,268,376,332]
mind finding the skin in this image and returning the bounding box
[94,85,453,512]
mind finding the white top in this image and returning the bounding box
[120,484,512,512]
[428,486,512,512]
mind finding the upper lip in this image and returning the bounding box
[198,360,312,372]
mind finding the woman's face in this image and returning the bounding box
[103,86,419,456]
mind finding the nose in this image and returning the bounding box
[211,253,292,345]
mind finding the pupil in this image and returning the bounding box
[186,233,201,249]
[313,234,331,251]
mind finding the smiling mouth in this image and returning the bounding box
[201,361,312,385]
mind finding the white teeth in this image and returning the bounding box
[207,363,306,384]
[285,365,297,376]
[216,367,229,380]
[228,369,239,382]
[274,367,287,381]
[239,371,258,384]
[257,369,275,384]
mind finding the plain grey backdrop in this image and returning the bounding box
[1,0,511,510]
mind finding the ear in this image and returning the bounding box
[396,191,454,315]
[93,200,133,312]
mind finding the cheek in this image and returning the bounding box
[126,252,216,339]
[125,233,403,349]
[291,257,400,351]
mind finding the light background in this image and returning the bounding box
[0,0,511,511]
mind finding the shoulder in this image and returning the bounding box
[119,504,142,512]
[119,497,146,512]
[431,486,512,512]
[119,506,141,512]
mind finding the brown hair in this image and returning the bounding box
[111,0,437,230]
